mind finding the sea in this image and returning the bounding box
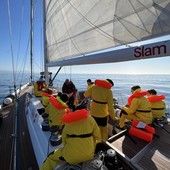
[0,70,170,111]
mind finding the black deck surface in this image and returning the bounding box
[0,87,39,170]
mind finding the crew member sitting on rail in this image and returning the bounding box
[84,79,115,141]
[47,93,69,132]
[41,88,53,107]
[40,109,101,170]
[34,77,47,97]
[147,89,166,119]
[118,85,153,129]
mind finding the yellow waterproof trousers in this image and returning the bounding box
[99,125,108,141]
[40,149,62,170]
[119,114,137,128]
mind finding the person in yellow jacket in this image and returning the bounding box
[41,88,53,107]
[118,85,153,129]
[47,93,69,131]
[147,89,166,119]
[86,79,94,90]
[84,79,115,141]
[34,79,47,97]
[40,109,101,170]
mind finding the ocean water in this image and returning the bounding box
[0,71,170,109]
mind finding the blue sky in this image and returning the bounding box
[0,0,170,75]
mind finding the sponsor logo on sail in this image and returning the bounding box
[134,44,167,58]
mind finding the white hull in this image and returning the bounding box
[25,94,63,167]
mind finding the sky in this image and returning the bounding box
[0,0,170,76]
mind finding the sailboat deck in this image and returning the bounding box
[1,85,170,170]
[106,123,170,169]
[0,86,39,170]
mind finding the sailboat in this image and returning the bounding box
[1,0,170,169]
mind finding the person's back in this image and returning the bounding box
[42,88,53,107]
[34,80,47,97]
[147,89,166,118]
[61,110,101,164]
[87,85,112,117]
[48,94,69,129]
[40,109,101,170]
[131,95,152,124]
[84,79,115,140]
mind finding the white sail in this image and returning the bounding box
[45,0,170,66]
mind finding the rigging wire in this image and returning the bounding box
[16,0,24,75]
[7,0,16,86]
[19,35,30,87]
[7,1,20,170]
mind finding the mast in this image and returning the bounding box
[42,0,49,85]
[30,0,33,83]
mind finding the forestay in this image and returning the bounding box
[45,0,170,66]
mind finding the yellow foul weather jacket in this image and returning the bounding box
[48,96,69,127]
[148,95,166,118]
[84,81,115,120]
[61,113,101,164]
[122,96,153,124]
[40,110,101,170]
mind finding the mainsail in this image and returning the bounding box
[44,0,170,67]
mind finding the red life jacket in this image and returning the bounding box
[128,127,153,142]
[62,109,88,123]
[128,90,148,106]
[147,95,165,102]
[129,119,155,142]
[50,96,68,109]
[42,92,52,97]
[132,119,155,134]
[95,79,112,89]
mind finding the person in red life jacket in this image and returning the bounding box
[40,109,101,170]
[147,89,166,119]
[41,88,53,107]
[84,79,115,141]
[47,93,69,132]
[118,85,153,129]
[34,77,47,97]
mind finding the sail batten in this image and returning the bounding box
[45,0,170,66]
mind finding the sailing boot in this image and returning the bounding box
[41,113,50,131]
[50,125,62,146]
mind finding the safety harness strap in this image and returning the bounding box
[67,133,92,138]
[93,99,107,104]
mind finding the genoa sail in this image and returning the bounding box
[44,0,170,67]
